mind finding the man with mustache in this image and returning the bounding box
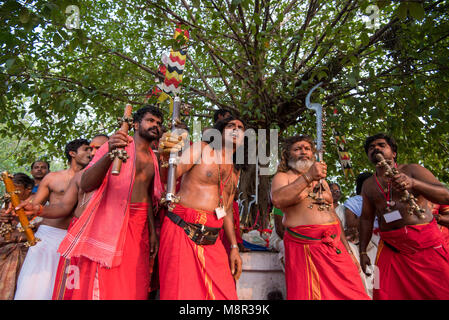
[30,160,50,194]
[56,106,163,300]
[360,133,449,300]
[271,135,369,300]
[157,115,244,300]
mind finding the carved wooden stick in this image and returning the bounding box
[111,104,132,175]
[1,172,38,246]
[375,153,426,219]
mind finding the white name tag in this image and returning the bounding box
[215,206,226,219]
[383,210,402,223]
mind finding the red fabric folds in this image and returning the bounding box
[374,219,449,300]
[58,139,161,269]
[69,203,150,300]
[284,221,369,300]
[159,204,237,300]
[52,217,79,300]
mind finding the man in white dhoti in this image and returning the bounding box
[14,139,92,300]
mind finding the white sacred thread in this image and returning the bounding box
[65,5,80,30]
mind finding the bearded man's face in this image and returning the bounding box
[288,140,315,173]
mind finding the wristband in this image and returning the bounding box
[303,173,312,185]
[36,204,44,216]
[361,251,368,255]
[230,244,239,249]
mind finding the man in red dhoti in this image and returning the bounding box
[157,116,244,300]
[360,133,449,300]
[57,106,163,300]
[271,135,369,300]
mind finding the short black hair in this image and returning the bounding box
[213,115,246,134]
[64,139,90,163]
[212,115,248,171]
[329,182,341,190]
[13,173,34,189]
[133,105,164,126]
[92,134,109,140]
[356,172,373,195]
[364,133,398,161]
[213,109,232,124]
[31,160,50,171]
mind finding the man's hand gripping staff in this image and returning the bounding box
[375,153,426,219]
[109,104,133,175]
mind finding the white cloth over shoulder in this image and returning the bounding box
[344,195,379,229]
[334,204,346,228]
[14,225,67,300]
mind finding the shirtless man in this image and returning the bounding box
[158,115,244,300]
[271,135,369,300]
[14,139,92,300]
[16,135,109,299]
[56,106,162,299]
[359,133,449,300]
[18,135,109,222]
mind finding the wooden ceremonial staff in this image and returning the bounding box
[110,104,133,175]
[1,171,38,246]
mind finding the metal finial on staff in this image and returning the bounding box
[305,82,330,210]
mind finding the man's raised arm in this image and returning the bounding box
[399,164,449,205]
[81,131,127,192]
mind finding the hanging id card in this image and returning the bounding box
[215,206,226,219]
[383,210,402,223]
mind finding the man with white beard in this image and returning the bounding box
[271,135,369,300]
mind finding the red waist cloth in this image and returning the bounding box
[66,203,150,300]
[374,219,449,300]
[52,217,79,300]
[284,221,369,300]
[158,204,237,300]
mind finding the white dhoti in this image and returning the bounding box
[14,225,67,300]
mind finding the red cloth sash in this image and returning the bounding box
[374,219,449,300]
[158,204,237,300]
[52,217,79,300]
[69,203,150,299]
[57,139,162,268]
[283,221,370,300]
